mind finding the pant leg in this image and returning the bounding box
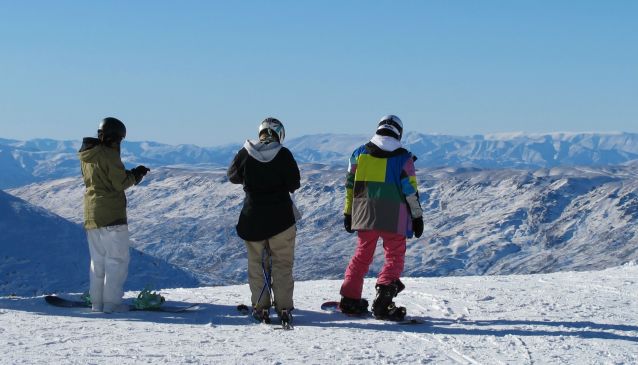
[101,225,131,306]
[340,230,380,300]
[377,231,406,285]
[244,239,270,310]
[267,225,296,312]
[87,229,106,308]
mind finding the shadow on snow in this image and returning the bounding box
[1,296,636,342]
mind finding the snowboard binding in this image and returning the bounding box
[372,280,407,322]
[278,308,293,330]
[252,307,272,324]
[133,288,165,310]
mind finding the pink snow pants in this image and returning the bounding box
[340,230,406,300]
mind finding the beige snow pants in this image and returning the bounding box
[244,225,296,313]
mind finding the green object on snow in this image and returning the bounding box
[81,291,92,306]
[133,288,165,310]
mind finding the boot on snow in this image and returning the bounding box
[339,296,369,315]
[252,307,272,324]
[372,280,406,321]
[278,308,293,329]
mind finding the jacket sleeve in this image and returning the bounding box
[227,148,246,185]
[401,155,423,218]
[105,153,136,192]
[343,150,358,215]
[283,148,301,193]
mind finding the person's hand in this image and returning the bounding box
[412,217,424,238]
[132,165,150,184]
[344,214,353,233]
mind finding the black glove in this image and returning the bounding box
[131,165,150,184]
[344,214,353,233]
[412,217,424,238]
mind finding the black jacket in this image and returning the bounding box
[227,145,301,241]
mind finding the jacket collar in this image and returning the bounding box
[370,134,403,152]
[244,139,282,163]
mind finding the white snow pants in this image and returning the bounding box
[87,225,131,308]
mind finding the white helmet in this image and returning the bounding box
[259,117,286,143]
[377,115,403,140]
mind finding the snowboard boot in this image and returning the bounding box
[372,280,406,321]
[339,296,369,315]
[83,292,103,312]
[91,304,103,312]
[252,307,272,324]
[278,308,293,329]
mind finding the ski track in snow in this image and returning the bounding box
[1,265,638,364]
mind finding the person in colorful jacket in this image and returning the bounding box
[339,115,424,321]
[78,117,149,313]
[227,118,301,326]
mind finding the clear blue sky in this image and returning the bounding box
[1,1,636,145]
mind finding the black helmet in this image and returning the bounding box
[98,117,126,142]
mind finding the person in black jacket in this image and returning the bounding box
[227,118,301,325]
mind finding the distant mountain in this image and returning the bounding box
[10,163,638,285]
[0,190,199,296]
[2,132,638,188]
[285,133,366,163]
[403,132,638,169]
[0,138,240,189]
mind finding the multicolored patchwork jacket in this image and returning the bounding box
[344,142,420,238]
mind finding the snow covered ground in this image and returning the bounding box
[1,264,637,364]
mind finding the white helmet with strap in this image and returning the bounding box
[259,117,286,143]
[376,115,403,140]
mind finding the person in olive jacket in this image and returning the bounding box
[78,117,149,313]
[227,118,301,325]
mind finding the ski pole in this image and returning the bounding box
[257,246,274,307]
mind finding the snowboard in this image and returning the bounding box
[320,301,424,325]
[320,301,371,317]
[44,295,200,313]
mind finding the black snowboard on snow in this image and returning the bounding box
[320,301,424,325]
[44,295,200,313]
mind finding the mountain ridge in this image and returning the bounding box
[0,189,200,296]
[9,163,638,286]
[2,131,638,188]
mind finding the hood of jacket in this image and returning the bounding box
[370,134,403,152]
[244,139,282,163]
[78,137,102,163]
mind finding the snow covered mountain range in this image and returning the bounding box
[8,163,638,287]
[0,189,198,296]
[2,131,638,294]
[2,132,638,189]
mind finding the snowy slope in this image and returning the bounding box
[3,132,638,188]
[10,164,638,286]
[0,264,637,364]
[0,190,199,296]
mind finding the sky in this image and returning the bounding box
[0,0,636,146]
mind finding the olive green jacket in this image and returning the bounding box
[78,138,137,229]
